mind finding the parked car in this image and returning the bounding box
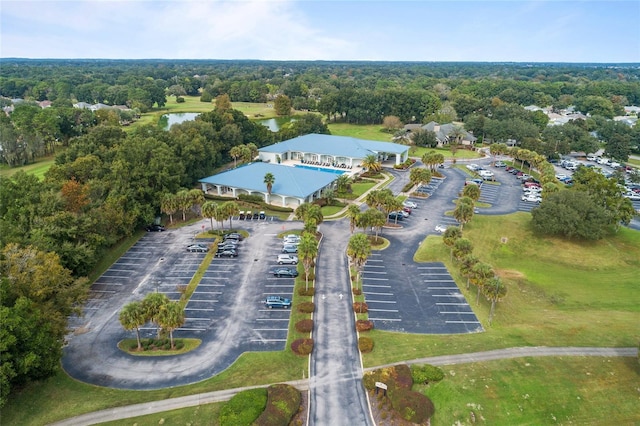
[224,232,243,241]
[388,212,404,221]
[494,161,506,167]
[259,211,266,219]
[217,243,238,251]
[479,170,495,180]
[146,224,166,232]
[215,249,238,258]
[624,192,640,201]
[186,244,209,253]
[273,268,298,278]
[239,211,246,220]
[244,211,252,220]
[283,234,301,244]
[521,194,542,203]
[264,296,291,309]
[277,254,298,264]
[252,212,260,219]
[434,224,448,233]
[282,245,298,254]
[402,200,418,209]
[403,206,412,214]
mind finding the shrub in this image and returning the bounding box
[390,364,413,390]
[254,384,301,426]
[353,302,368,313]
[218,388,267,425]
[295,319,313,333]
[411,364,445,384]
[402,182,414,192]
[238,193,265,204]
[388,388,435,423]
[291,338,313,355]
[297,287,315,297]
[358,336,374,353]
[176,96,185,103]
[356,320,374,332]
[200,91,213,102]
[352,288,362,295]
[297,301,315,313]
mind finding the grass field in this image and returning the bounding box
[0,155,55,179]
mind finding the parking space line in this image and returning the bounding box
[366,259,383,262]
[265,285,295,288]
[178,327,207,331]
[366,300,397,304]
[423,279,456,282]
[417,267,448,270]
[363,284,391,288]
[368,317,401,321]
[445,320,481,324]
[362,271,387,275]
[362,277,389,281]
[253,328,288,331]
[189,299,219,302]
[184,308,215,311]
[365,292,393,296]
[364,265,385,268]
[256,317,291,320]
[428,286,459,290]
[432,294,465,297]
[368,308,399,312]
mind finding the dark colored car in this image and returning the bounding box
[215,249,238,258]
[264,296,291,309]
[217,243,237,252]
[388,212,404,221]
[259,211,266,220]
[252,212,259,219]
[224,233,243,241]
[273,268,298,278]
[146,224,166,232]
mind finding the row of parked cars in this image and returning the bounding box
[239,211,266,220]
[265,234,301,309]
[466,163,495,181]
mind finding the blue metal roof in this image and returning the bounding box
[199,163,339,199]
[258,134,408,157]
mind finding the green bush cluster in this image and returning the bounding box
[137,338,184,352]
[295,319,313,333]
[297,287,315,297]
[218,388,267,426]
[352,287,362,295]
[297,301,315,313]
[290,338,314,355]
[411,364,445,384]
[358,337,374,353]
[253,384,301,426]
[388,387,435,423]
[356,320,374,332]
[235,193,294,212]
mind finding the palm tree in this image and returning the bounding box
[347,233,371,288]
[471,262,494,305]
[201,201,218,230]
[482,276,507,325]
[175,189,191,222]
[452,238,474,262]
[160,193,178,225]
[453,198,475,229]
[188,189,204,215]
[220,201,239,230]
[346,204,361,233]
[119,301,146,351]
[382,195,403,224]
[141,292,170,338]
[246,143,258,162]
[460,254,480,290]
[335,174,351,194]
[362,154,381,173]
[263,173,275,203]
[298,233,318,291]
[229,145,243,168]
[442,226,462,261]
[367,209,386,242]
[156,301,185,349]
[462,183,481,202]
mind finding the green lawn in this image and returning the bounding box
[409,145,485,160]
[363,213,640,367]
[422,356,640,425]
[0,156,55,179]
[327,122,391,141]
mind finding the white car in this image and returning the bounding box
[403,200,418,209]
[277,254,298,265]
[434,224,448,234]
[521,194,542,203]
[624,192,640,201]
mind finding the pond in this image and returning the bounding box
[258,117,296,132]
[159,113,200,130]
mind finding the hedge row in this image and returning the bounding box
[253,384,301,426]
[218,388,267,425]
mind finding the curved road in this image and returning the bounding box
[51,346,637,426]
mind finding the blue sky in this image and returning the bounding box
[1,0,639,62]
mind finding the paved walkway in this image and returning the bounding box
[51,346,637,425]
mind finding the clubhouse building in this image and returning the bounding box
[199,134,409,207]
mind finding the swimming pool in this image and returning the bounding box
[294,164,347,175]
